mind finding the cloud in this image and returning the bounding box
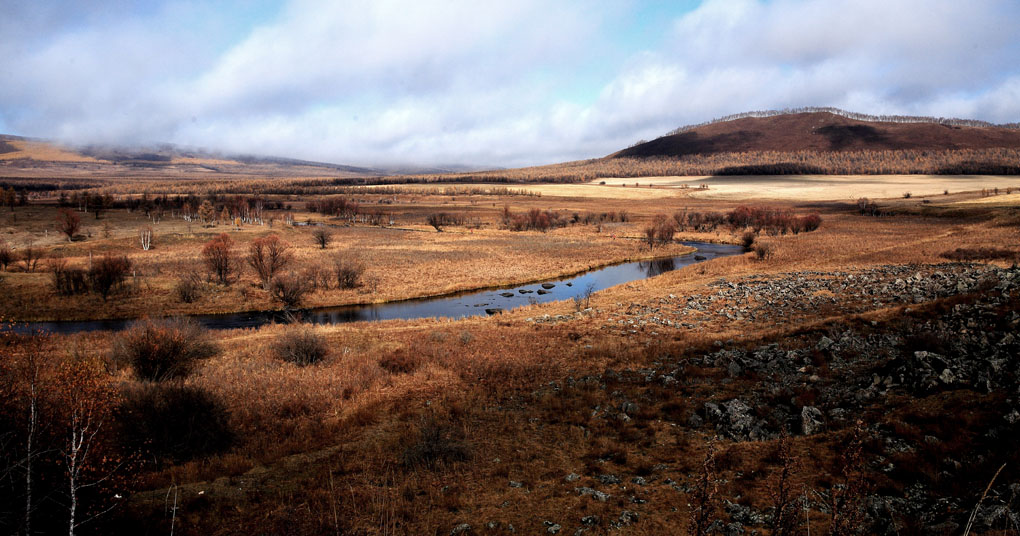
[0,0,1018,167]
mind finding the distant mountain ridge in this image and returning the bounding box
[664,107,1020,136]
[611,109,1020,160]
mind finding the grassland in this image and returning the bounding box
[2,172,1019,535]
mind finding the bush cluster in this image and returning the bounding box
[272,327,330,366]
[119,383,234,463]
[112,317,219,381]
[50,254,132,299]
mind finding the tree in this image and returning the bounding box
[138,227,152,251]
[88,255,131,300]
[52,355,120,536]
[247,234,292,289]
[56,208,81,242]
[197,200,215,225]
[312,228,331,249]
[202,233,234,285]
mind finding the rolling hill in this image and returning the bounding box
[611,108,1020,158]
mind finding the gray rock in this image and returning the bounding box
[544,521,561,534]
[597,474,621,485]
[575,487,610,502]
[801,406,825,435]
[450,523,471,535]
[565,473,581,482]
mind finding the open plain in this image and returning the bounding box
[3,155,1020,534]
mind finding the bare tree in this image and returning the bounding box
[56,208,80,242]
[202,233,234,285]
[247,234,292,289]
[312,228,331,249]
[138,227,152,251]
[53,356,120,536]
[20,246,42,272]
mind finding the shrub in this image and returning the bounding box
[203,233,235,285]
[272,327,329,366]
[19,246,41,272]
[753,242,775,261]
[270,271,312,308]
[175,274,202,303]
[427,212,450,232]
[401,415,470,470]
[50,257,88,296]
[857,198,880,216]
[0,241,11,271]
[311,227,331,249]
[88,254,132,300]
[333,253,365,289]
[740,231,756,249]
[798,213,822,232]
[379,349,421,374]
[940,248,1017,261]
[247,234,292,289]
[112,317,219,381]
[119,383,234,463]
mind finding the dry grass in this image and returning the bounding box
[593,174,1020,201]
[3,172,1019,534]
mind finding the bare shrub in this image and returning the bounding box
[88,254,132,300]
[740,231,756,249]
[401,415,470,470]
[112,317,219,381]
[119,383,234,463]
[427,212,449,232]
[333,253,365,289]
[20,246,41,272]
[379,349,421,374]
[940,248,1017,261]
[753,241,774,261]
[270,271,312,308]
[202,233,234,285]
[902,192,912,199]
[175,274,202,303]
[857,198,879,216]
[312,227,331,249]
[799,213,822,232]
[56,208,80,242]
[0,241,12,271]
[272,327,329,366]
[247,234,292,289]
[50,257,88,296]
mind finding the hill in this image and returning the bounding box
[0,134,380,180]
[611,109,1020,159]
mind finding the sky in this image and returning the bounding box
[2,0,1019,169]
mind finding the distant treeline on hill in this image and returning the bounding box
[666,107,1020,136]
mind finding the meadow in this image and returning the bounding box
[1,173,1019,535]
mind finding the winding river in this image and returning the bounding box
[12,242,744,334]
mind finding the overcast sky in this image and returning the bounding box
[2,0,1018,168]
